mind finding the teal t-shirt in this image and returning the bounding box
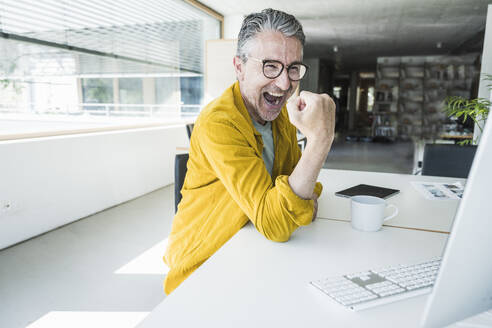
[252,120,275,176]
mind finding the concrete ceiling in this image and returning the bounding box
[199,0,491,72]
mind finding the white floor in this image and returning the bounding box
[2,155,491,327]
[0,185,175,328]
[0,140,415,328]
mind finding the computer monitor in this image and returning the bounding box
[421,116,492,327]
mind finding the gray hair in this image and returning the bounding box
[236,8,305,62]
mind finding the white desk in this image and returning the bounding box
[138,220,448,327]
[317,169,465,233]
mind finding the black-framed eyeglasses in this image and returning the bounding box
[248,56,308,81]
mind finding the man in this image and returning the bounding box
[163,8,335,294]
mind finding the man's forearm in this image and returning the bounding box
[288,137,331,199]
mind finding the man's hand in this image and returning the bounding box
[287,91,336,146]
[287,91,335,201]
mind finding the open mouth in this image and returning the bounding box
[263,91,284,107]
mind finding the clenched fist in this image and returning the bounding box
[287,91,335,146]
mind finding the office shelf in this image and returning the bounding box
[373,54,479,141]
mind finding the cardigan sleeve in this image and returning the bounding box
[198,115,320,242]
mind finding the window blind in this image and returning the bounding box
[0,0,220,73]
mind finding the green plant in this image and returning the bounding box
[444,74,491,145]
[0,79,9,89]
[0,61,23,94]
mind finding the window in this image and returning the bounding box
[155,77,180,118]
[0,0,222,137]
[367,86,375,112]
[118,78,143,114]
[334,86,342,99]
[82,78,114,112]
[180,76,203,115]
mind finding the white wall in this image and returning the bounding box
[205,39,237,102]
[0,125,189,249]
[475,4,492,142]
[224,14,244,39]
[478,5,492,101]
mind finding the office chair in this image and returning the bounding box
[186,123,194,140]
[174,153,189,213]
[422,143,477,178]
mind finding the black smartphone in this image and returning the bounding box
[335,184,400,199]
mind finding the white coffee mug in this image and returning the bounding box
[350,195,399,232]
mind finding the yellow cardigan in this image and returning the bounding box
[163,81,323,294]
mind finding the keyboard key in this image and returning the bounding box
[310,258,441,310]
[407,284,420,290]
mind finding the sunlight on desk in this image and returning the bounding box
[26,311,149,328]
[115,238,169,275]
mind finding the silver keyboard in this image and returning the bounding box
[310,258,441,311]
